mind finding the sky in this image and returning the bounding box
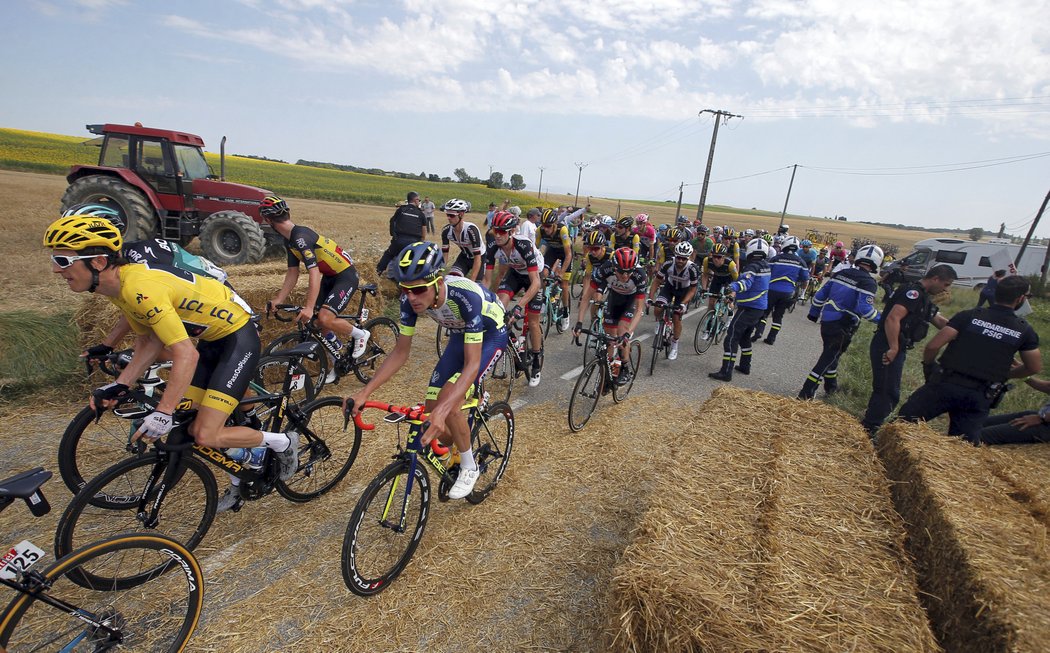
[3,0,1050,235]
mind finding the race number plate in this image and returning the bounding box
[290,374,306,392]
[0,540,46,579]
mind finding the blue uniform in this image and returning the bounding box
[729,259,770,311]
[799,267,880,399]
[399,276,508,400]
[719,258,770,375]
[754,251,810,343]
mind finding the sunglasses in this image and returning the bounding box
[674,256,689,262]
[493,229,513,235]
[51,253,106,269]
[446,213,461,219]
[586,246,605,253]
[399,279,439,296]
[712,255,725,259]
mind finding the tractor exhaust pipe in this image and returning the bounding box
[220,136,227,181]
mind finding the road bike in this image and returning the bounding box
[53,354,360,564]
[484,317,528,403]
[568,328,641,432]
[539,273,570,339]
[647,300,683,375]
[264,282,397,390]
[569,258,587,299]
[0,468,203,652]
[340,394,514,596]
[801,276,821,304]
[693,291,733,354]
[581,300,608,367]
[57,344,318,496]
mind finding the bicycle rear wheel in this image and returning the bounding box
[0,534,203,652]
[484,344,516,404]
[342,459,430,596]
[54,454,218,570]
[353,317,399,383]
[693,309,715,354]
[253,353,317,405]
[263,332,329,395]
[277,396,362,502]
[568,359,603,432]
[613,340,641,403]
[467,402,514,504]
[57,406,148,496]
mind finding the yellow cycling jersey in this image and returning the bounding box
[111,263,251,346]
[609,231,640,254]
[540,225,573,251]
[702,256,739,280]
[285,225,354,276]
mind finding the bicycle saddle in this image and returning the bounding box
[0,468,52,516]
[268,341,320,359]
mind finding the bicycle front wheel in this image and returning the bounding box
[277,396,362,502]
[435,325,450,357]
[649,325,662,376]
[693,309,715,354]
[467,402,514,504]
[613,340,641,403]
[568,359,603,432]
[57,405,148,496]
[342,459,430,597]
[0,534,203,653]
[55,454,218,568]
[353,317,399,384]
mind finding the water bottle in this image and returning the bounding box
[324,331,343,352]
[225,447,266,470]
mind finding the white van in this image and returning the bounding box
[883,238,1047,289]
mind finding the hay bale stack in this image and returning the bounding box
[878,422,1050,653]
[610,387,938,652]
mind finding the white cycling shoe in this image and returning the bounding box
[448,468,480,499]
[352,332,370,359]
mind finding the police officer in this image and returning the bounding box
[709,238,770,382]
[797,244,883,400]
[897,275,1042,444]
[752,235,809,345]
[860,264,956,437]
[377,191,428,276]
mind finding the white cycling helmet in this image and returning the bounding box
[601,215,616,228]
[744,228,755,237]
[673,241,694,258]
[444,198,470,213]
[745,237,771,260]
[780,236,800,252]
[855,244,884,271]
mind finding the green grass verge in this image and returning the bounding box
[827,287,1050,420]
[0,309,81,401]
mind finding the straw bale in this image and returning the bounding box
[610,387,938,653]
[877,421,1050,653]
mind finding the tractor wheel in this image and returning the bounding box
[198,210,266,265]
[60,176,156,241]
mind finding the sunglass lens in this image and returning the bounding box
[52,255,73,268]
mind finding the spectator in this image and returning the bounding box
[976,269,1006,308]
[486,202,497,229]
[979,376,1050,444]
[420,195,436,235]
[376,191,427,277]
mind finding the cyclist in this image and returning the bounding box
[797,239,818,273]
[574,247,648,386]
[709,238,771,381]
[609,216,640,254]
[828,240,848,266]
[648,241,700,360]
[484,211,544,387]
[700,243,739,311]
[654,227,687,268]
[439,198,486,282]
[263,196,371,374]
[539,208,574,330]
[578,230,611,327]
[348,242,507,500]
[675,215,695,241]
[692,224,714,260]
[44,211,300,513]
[720,229,741,269]
[752,236,809,345]
[634,214,657,262]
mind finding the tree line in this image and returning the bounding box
[296,160,525,190]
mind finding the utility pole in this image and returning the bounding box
[695,109,742,223]
[673,182,684,221]
[573,162,588,208]
[1016,188,1050,272]
[537,167,545,199]
[488,164,494,177]
[778,164,798,232]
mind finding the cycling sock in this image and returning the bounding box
[350,326,368,341]
[460,447,477,471]
[262,431,290,452]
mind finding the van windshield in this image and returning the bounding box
[900,250,930,267]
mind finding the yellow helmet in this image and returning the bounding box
[43,212,123,252]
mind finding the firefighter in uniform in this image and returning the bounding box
[860,264,956,437]
[897,275,1042,444]
[752,235,809,345]
[797,245,883,400]
[709,238,770,382]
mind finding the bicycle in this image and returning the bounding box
[693,291,733,355]
[265,282,398,390]
[484,316,528,403]
[581,300,608,367]
[0,468,203,652]
[540,273,569,339]
[568,328,641,432]
[340,394,514,596]
[53,354,361,564]
[801,276,821,304]
[647,300,682,375]
[569,258,587,300]
[57,344,318,496]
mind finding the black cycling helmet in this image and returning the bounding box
[616,216,633,229]
[394,241,444,285]
[711,243,729,256]
[541,210,560,226]
[584,231,607,248]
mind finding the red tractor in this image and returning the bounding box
[61,123,278,265]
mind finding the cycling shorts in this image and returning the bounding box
[319,267,359,315]
[543,248,572,281]
[185,323,260,415]
[708,276,731,297]
[603,292,639,327]
[449,252,483,281]
[655,284,690,307]
[497,270,545,314]
[638,241,652,260]
[427,327,509,400]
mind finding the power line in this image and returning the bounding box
[802,151,1050,173]
[709,165,794,184]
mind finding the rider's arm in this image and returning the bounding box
[112,332,165,389]
[469,254,483,281]
[93,314,133,354]
[560,228,573,267]
[577,281,595,324]
[351,333,413,410]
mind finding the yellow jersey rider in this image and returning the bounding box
[44,207,299,512]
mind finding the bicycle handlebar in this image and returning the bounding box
[342,399,448,455]
[82,349,134,377]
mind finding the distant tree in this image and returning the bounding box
[509,173,526,190]
[487,171,505,189]
[454,168,471,183]
[968,227,984,241]
[428,173,441,182]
